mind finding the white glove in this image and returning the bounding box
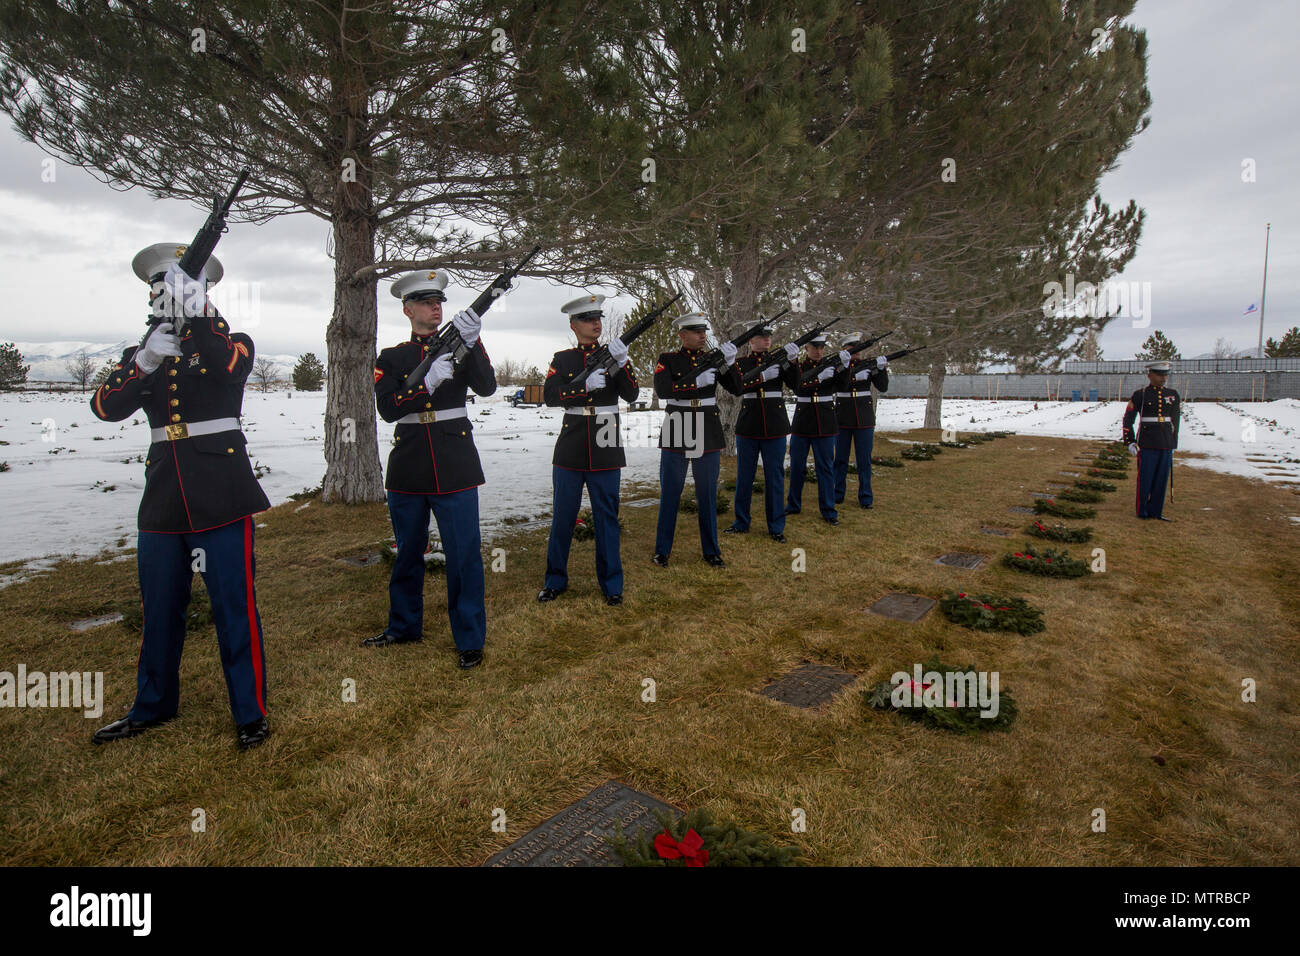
[1128,442,1138,456]
[838,349,851,368]
[720,342,738,367]
[695,367,717,388]
[452,308,481,347]
[854,368,872,381]
[761,365,780,382]
[877,355,888,369]
[423,353,455,393]
[160,263,210,319]
[135,323,182,374]
[607,337,629,366]
[584,367,607,390]
[783,343,799,361]
[816,366,835,382]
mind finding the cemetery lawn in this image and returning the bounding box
[2,431,1298,866]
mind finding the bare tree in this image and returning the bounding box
[1212,337,1237,359]
[252,357,280,393]
[64,350,96,392]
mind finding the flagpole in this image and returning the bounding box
[1257,222,1270,357]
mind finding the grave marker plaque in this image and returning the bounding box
[1007,506,1035,515]
[935,552,986,569]
[485,781,680,867]
[979,527,1012,536]
[339,552,383,568]
[867,592,937,622]
[758,662,857,709]
[67,613,124,633]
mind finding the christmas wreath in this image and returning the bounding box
[871,456,904,468]
[1057,487,1103,503]
[681,491,730,515]
[1025,519,1093,543]
[1091,454,1128,470]
[1033,498,1097,519]
[609,808,800,867]
[1002,544,1088,577]
[901,444,940,460]
[962,434,992,444]
[986,430,1015,438]
[1073,478,1116,492]
[572,508,626,541]
[939,590,1045,634]
[939,440,969,449]
[864,656,1017,734]
[121,588,212,632]
[381,540,447,570]
[1087,467,1128,480]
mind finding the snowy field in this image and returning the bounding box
[2,390,1298,580]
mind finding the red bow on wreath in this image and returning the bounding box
[654,828,709,866]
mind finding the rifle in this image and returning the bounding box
[563,291,684,387]
[797,330,894,386]
[799,341,926,387]
[403,244,542,390]
[671,309,789,382]
[741,314,844,385]
[141,168,250,349]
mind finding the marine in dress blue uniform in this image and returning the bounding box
[368,269,496,669]
[90,244,271,750]
[786,333,849,525]
[1121,361,1180,521]
[832,332,889,509]
[719,321,790,542]
[538,294,639,606]
[652,313,742,567]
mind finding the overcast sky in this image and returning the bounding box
[0,0,1295,364]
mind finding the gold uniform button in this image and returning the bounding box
[168,384,177,392]
[171,356,180,364]
[170,398,179,407]
[200,368,207,374]
[168,369,177,377]
[227,447,234,454]
[217,322,226,330]
[425,402,432,409]
[170,413,181,423]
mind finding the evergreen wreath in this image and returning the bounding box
[572,508,626,541]
[1025,519,1093,543]
[681,491,730,515]
[608,808,801,867]
[1073,478,1116,492]
[871,456,903,467]
[863,656,1017,734]
[939,590,1045,634]
[1087,467,1128,480]
[1002,544,1089,577]
[901,444,938,460]
[939,440,969,449]
[381,540,447,571]
[1033,498,1097,519]
[1057,487,1103,503]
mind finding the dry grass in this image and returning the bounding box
[1,429,1297,865]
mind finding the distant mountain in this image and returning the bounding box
[1187,349,1260,360]
[11,341,301,381]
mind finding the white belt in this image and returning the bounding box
[564,405,619,416]
[666,398,716,407]
[742,390,784,400]
[150,417,240,442]
[796,396,835,403]
[1139,417,1168,425]
[396,407,468,425]
[834,391,871,398]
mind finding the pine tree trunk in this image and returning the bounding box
[718,244,761,457]
[322,204,384,503]
[924,357,946,430]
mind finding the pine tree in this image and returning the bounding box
[617,287,689,411]
[1137,330,1181,361]
[292,353,326,391]
[1264,327,1300,357]
[92,362,114,388]
[0,342,29,390]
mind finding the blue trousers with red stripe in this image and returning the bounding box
[131,516,267,726]
[787,433,837,520]
[833,427,875,506]
[1136,447,1173,518]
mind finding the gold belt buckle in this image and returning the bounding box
[418,410,438,424]
[689,399,701,407]
[580,406,595,416]
[165,422,188,441]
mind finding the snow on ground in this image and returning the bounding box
[2,390,1298,579]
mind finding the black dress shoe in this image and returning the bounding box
[537,587,562,603]
[834,497,845,505]
[458,649,483,669]
[822,516,839,526]
[860,503,873,509]
[1155,515,1174,522]
[769,532,786,543]
[723,524,748,534]
[236,718,270,750]
[785,505,801,515]
[703,554,726,567]
[361,631,422,647]
[605,594,623,607]
[91,714,172,745]
[652,553,669,567]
